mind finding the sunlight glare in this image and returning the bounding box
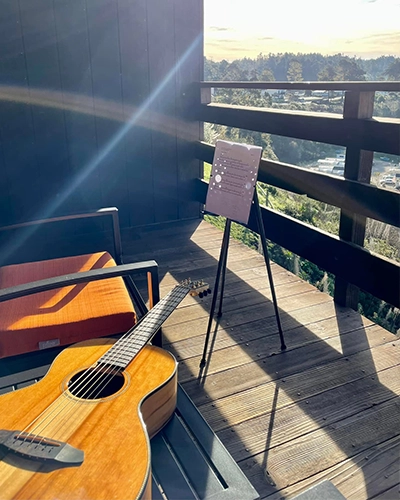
[0,34,201,265]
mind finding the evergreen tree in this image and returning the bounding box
[318,64,337,81]
[287,60,303,81]
[336,58,366,81]
[384,58,400,80]
[260,68,275,81]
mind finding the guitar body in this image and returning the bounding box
[0,338,177,500]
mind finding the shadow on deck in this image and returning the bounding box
[124,218,400,500]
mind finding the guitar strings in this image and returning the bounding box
[32,328,151,440]
[21,312,163,439]
[20,321,156,440]
[31,290,183,440]
[17,320,143,436]
[23,285,188,442]
[45,287,187,434]
[54,290,183,408]
[19,285,188,445]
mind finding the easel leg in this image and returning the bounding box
[200,218,231,368]
[254,191,286,350]
[217,219,231,317]
[200,192,286,370]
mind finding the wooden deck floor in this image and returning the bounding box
[123,218,400,500]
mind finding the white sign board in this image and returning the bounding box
[205,140,262,224]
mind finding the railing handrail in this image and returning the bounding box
[195,82,400,309]
[199,80,400,92]
[197,103,400,155]
[193,177,400,308]
[195,141,400,228]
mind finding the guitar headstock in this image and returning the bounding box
[180,279,211,298]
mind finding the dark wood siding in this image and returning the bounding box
[53,0,101,214]
[0,1,40,223]
[0,0,202,228]
[117,0,153,227]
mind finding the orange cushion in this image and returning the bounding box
[0,252,136,358]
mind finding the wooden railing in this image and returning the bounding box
[193,81,400,309]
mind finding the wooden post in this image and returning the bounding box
[334,90,375,309]
[201,86,212,104]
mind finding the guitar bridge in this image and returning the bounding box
[0,430,84,466]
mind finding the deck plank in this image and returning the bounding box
[167,307,374,366]
[158,269,301,323]
[166,287,331,331]
[217,365,400,461]
[242,397,400,492]
[197,339,398,432]
[161,297,342,344]
[177,321,392,382]
[264,435,400,500]
[180,337,398,404]
[125,219,400,500]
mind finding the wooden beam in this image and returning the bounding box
[194,179,400,308]
[195,142,400,228]
[334,91,375,309]
[196,103,400,155]
[200,87,212,104]
[200,81,400,92]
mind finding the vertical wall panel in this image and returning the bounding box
[117,0,154,227]
[174,0,203,220]
[0,0,203,229]
[0,130,10,225]
[85,0,129,227]
[53,0,101,212]
[0,0,40,223]
[18,0,70,216]
[147,1,179,223]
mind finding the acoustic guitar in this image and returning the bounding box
[0,279,210,500]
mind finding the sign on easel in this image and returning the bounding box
[205,140,262,224]
[200,140,286,369]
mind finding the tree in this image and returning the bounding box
[260,68,275,81]
[384,59,400,80]
[249,69,259,81]
[336,58,366,81]
[318,64,337,81]
[223,62,247,81]
[287,60,303,81]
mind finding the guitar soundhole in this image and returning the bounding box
[68,368,125,400]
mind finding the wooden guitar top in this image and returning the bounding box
[0,338,177,500]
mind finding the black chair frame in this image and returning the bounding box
[0,207,161,345]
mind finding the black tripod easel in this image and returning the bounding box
[200,190,286,368]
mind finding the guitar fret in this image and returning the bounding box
[103,350,137,360]
[118,338,144,345]
[98,283,196,368]
[103,350,134,358]
[103,347,140,358]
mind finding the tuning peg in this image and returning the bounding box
[199,292,204,298]
[207,288,212,295]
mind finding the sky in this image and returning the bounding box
[204,0,400,60]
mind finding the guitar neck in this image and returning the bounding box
[98,285,190,369]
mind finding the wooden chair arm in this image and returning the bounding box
[0,261,158,303]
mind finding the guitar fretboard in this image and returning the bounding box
[98,285,190,369]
